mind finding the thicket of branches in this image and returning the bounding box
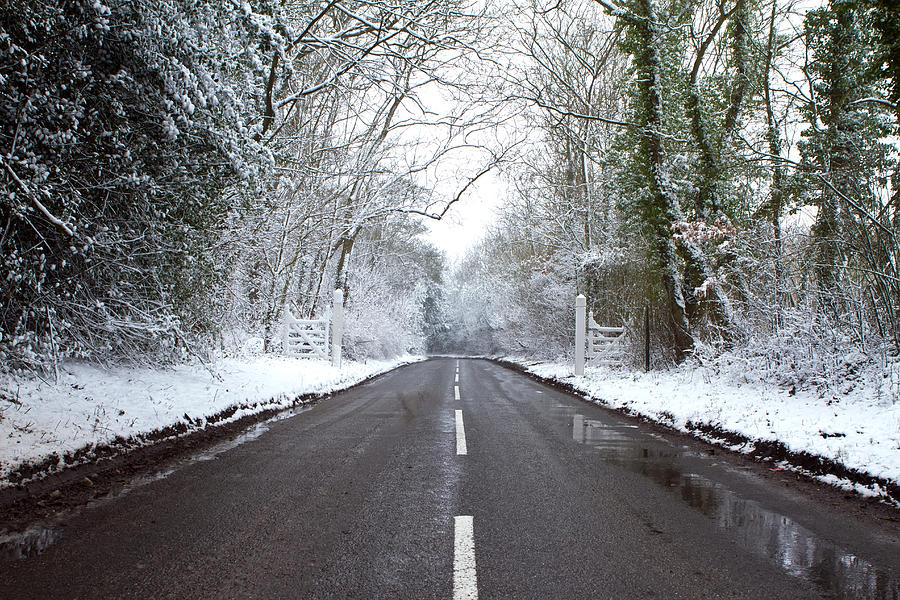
[0,0,498,371]
[448,0,900,385]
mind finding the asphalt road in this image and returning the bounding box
[2,358,898,599]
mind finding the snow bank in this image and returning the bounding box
[0,355,423,486]
[505,358,900,499]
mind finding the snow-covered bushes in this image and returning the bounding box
[342,271,427,360]
[436,236,576,357]
[0,0,275,371]
[336,218,444,360]
[502,252,577,358]
[709,220,900,401]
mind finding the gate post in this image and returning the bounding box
[332,289,343,368]
[575,294,586,376]
[283,309,294,355]
[644,305,650,372]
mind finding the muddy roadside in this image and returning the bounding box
[0,365,403,536]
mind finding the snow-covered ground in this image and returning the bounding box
[4,352,897,501]
[506,358,900,501]
[0,355,423,487]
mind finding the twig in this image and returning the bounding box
[46,306,59,383]
[1,157,76,237]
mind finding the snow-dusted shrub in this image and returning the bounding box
[342,278,427,360]
[436,237,577,358]
[713,221,899,399]
[501,252,576,358]
[0,0,276,371]
[332,218,443,360]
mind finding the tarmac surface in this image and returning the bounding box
[1,358,898,598]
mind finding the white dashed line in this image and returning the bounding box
[455,409,467,455]
[454,516,478,600]
[455,385,460,401]
[455,373,459,383]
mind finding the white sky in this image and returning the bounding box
[421,169,506,262]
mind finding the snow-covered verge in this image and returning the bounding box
[0,355,424,487]
[502,357,900,504]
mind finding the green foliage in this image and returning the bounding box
[799,0,895,294]
[870,0,900,108]
[0,0,274,368]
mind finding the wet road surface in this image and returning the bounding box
[1,358,898,598]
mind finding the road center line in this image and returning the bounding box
[454,385,460,400]
[454,516,478,600]
[455,409,467,455]
[455,373,459,383]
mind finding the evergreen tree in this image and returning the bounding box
[0,0,271,367]
[799,0,892,304]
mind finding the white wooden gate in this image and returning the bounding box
[283,312,330,359]
[586,310,625,366]
[575,294,626,374]
[282,289,344,366]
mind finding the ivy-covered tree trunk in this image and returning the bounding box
[872,0,900,225]
[681,0,750,330]
[798,0,898,343]
[762,0,786,320]
[871,0,900,343]
[630,0,694,361]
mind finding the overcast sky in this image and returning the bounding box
[420,168,506,262]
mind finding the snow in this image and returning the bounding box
[0,355,424,487]
[506,357,900,499]
[4,352,897,500]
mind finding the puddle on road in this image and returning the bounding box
[194,421,271,461]
[566,407,899,599]
[0,526,60,560]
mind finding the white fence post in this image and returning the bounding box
[332,289,343,368]
[575,294,586,376]
[283,309,294,354]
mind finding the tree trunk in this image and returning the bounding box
[763,0,786,323]
[333,231,358,302]
[633,0,694,361]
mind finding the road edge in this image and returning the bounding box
[0,358,424,533]
[491,357,900,508]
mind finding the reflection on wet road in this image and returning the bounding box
[0,526,60,560]
[3,358,897,599]
[566,402,898,599]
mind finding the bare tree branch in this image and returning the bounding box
[2,158,76,238]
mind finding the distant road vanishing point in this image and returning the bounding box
[2,358,898,599]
